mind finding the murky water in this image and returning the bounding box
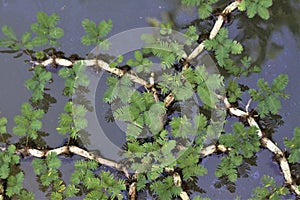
[0,0,299,199]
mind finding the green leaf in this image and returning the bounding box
[97,19,113,37]
[198,3,212,19]
[0,117,7,133]
[13,125,26,136]
[134,51,143,62]
[37,11,49,27]
[48,13,60,27]
[40,71,52,82]
[0,164,10,179]
[272,74,288,91]
[30,119,42,130]
[257,6,270,20]
[32,36,48,46]
[81,35,96,46]
[49,27,64,39]
[284,127,300,163]
[2,25,17,40]
[82,19,97,36]
[21,32,31,44]
[6,172,24,197]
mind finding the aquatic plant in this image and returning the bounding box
[0,0,299,199]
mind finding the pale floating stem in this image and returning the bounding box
[187,0,241,61]
[221,96,300,196]
[128,182,137,200]
[200,144,228,158]
[173,172,190,200]
[164,168,190,200]
[1,145,130,178]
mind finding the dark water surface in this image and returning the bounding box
[0,0,299,199]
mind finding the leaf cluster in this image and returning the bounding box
[184,66,224,107]
[102,74,134,104]
[226,80,242,103]
[159,72,194,101]
[13,103,44,141]
[127,50,153,73]
[177,145,208,180]
[204,28,243,68]
[25,65,52,102]
[150,176,182,199]
[249,74,289,117]
[32,152,66,199]
[238,0,273,20]
[0,145,33,199]
[81,19,112,49]
[0,116,7,134]
[32,152,61,186]
[184,25,199,46]
[69,160,125,200]
[284,127,300,163]
[224,56,261,78]
[0,11,64,54]
[30,12,64,47]
[141,33,186,69]
[58,61,90,96]
[181,0,218,19]
[216,123,260,182]
[249,175,289,200]
[57,101,88,140]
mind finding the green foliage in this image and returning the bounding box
[0,145,19,179]
[150,176,182,199]
[177,146,208,180]
[226,80,242,103]
[0,116,7,134]
[25,65,52,102]
[0,25,21,50]
[284,127,300,163]
[32,152,61,186]
[0,145,28,198]
[184,66,224,107]
[184,25,199,46]
[6,172,24,197]
[181,0,218,19]
[70,160,125,199]
[238,0,273,20]
[13,103,44,141]
[127,50,153,73]
[215,151,242,182]
[220,123,260,158]
[0,3,297,199]
[0,11,63,53]
[57,101,87,139]
[17,190,35,200]
[58,61,90,96]
[103,74,135,104]
[170,115,193,138]
[81,19,112,49]
[216,123,260,181]
[204,28,243,67]
[159,22,172,36]
[249,175,289,200]
[159,72,194,101]
[249,74,289,117]
[109,55,123,68]
[141,33,186,69]
[223,56,261,77]
[31,11,64,47]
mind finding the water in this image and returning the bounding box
[0,0,299,199]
